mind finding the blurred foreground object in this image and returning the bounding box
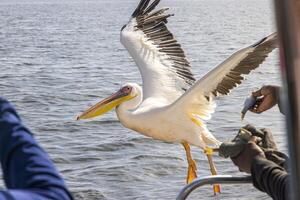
[0,97,73,200]
[275,0,300,199]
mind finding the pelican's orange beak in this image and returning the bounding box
[76,87,134,120]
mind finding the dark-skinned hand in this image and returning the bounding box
[250,85,280,114]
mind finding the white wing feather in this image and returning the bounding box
[168,33,278,121]
[121,0,195,105]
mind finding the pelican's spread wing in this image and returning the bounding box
[198,32,278,97]
[170,33,278,121]
[121,0,195,104]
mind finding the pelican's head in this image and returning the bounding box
[76,83,141,120]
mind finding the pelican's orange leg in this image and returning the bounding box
[182,141,197,184]
[204,147,221,195]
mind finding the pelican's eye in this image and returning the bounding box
[122,86,132,94]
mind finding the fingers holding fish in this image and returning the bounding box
[241,85,280,119]
[250,85,279,114]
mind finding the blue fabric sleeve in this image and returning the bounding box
[0,97,73,200]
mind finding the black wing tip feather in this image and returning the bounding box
[252,32,277,48]
[252,37,267,48]
[213,32,278,97]
[131,0,195,89]
[132,0,161,18]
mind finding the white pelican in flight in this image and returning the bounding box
[77,0,277,193]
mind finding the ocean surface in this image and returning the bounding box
[0,0,285,199]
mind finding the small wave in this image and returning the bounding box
[22,62,36,66]
[131,154,182,161]
[73,189,107,200]
[81,120,120,125]
[53,157,71,164]
[69,156,102,162]
[97,120,120,125]
[95,141,135,152]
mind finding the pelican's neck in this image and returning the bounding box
[116,85,143,128]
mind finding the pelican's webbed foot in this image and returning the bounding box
[204,147,221,195]
[182,141,197,184]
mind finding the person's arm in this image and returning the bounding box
[0,97,73,200]
[251,156,289,200]
[231,140,289,200]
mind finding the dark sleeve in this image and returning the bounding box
[251,156,289,200]
[0,97,73,200]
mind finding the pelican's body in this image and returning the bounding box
[77,0,278,190]
[117,15,220,148]
[117,95,209,147]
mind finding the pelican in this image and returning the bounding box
[77,0,277,193]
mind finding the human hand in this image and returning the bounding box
[233,125,288,171]
[242,124,277,150]
[231,138,265,174]
[250,85,280,114]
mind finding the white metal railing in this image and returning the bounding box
[176,175,252,200]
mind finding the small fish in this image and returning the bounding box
[241,95,257,120]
